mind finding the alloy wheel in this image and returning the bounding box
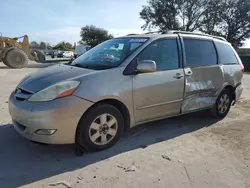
[218,93,230,114]
[89,113,118,145]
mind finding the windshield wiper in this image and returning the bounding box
[72,63,115,70]
[73,64,89,68]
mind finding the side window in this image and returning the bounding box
[214,41,238,65]
[138,38,179,71]
[183,39,217,67]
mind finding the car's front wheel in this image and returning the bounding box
[75,104,124,152]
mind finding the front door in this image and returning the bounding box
[133,37,185,123]
[181,37,224,113]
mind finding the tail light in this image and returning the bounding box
[240,62,245,73]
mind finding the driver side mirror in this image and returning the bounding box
[136,60,156,73]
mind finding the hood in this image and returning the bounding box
[18,64,95,93]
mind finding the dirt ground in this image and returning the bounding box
[0,61,250,188]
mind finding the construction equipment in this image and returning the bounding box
[0,33,46,68]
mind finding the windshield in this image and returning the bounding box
[71,37,149,70]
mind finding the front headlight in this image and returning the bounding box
[28,80,80,102]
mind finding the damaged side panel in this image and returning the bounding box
[181,66,224,113]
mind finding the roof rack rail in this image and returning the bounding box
[143,31,162,34]
[126,33,138,36]
[167,30,227,41]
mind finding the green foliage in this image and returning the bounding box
[30,41,73,51]
[140,0,250,47]
[46,43,53,50]
[140,0,180,31]
[39,42,46,50]
[52,41,73,51]
[140,0,206,32]
[80,25,113,47]
[201,0,250,47]
[30,41,39,49]
[30,41,50,50]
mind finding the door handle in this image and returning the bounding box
[173,73,184,79]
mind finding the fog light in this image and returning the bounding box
[35,129,57,135]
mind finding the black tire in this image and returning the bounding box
[75,104,124,152]
[3,48,28,68]
[210,89,233,119]
[30,49,46,63]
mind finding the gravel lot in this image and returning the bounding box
[0,61,250,188]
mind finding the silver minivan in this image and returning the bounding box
[8,31,244,152]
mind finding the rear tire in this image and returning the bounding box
[3,48,28,68]
[210,89,233,119]
[75,104,124,152]
[30,49,46,63]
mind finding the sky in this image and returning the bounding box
[1,0,147,45]
[1,0,250,47]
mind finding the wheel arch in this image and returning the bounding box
[76,98,131,135]
[223,85,236,104]
[210,85,234,118]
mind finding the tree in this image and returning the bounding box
[201,0,250,47]
[52,41,73,51]
[80,25,113,47]
[199,0,223,35]
[30,41,39,49]
[177,0,207,31]
[39,41,47,50]
[30,41,48,49]
[140,0,250,47]
[140,0,180,31]
[140,0,207,32]
[46,43,53,50]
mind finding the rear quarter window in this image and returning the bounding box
[214,41,239,65]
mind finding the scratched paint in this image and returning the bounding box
[187,80,214,92]
[182,80,217,112]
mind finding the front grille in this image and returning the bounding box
[14,87,33,101]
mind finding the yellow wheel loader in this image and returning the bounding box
[0,33,46,68]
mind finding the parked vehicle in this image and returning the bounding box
[63,51,74,58]
[46,50,54,56]
[8,31,244,152]
[50,50,64,58]
[56,50,64,58]
[75,44,91,56]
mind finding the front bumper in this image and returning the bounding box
[8,92,93,144]
[235,83,243,102]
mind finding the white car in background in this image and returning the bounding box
[63,51,74,58]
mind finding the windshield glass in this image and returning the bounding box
[71,37,149,70]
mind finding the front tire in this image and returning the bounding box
[210,89,233,118]
[3,48,28,68]
[76,104,124,152]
